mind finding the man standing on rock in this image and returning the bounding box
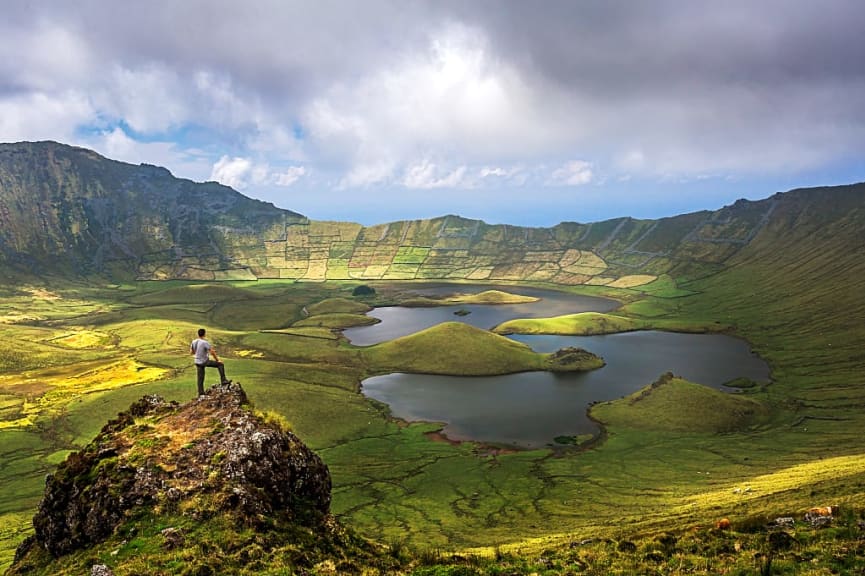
[190,328,231,396]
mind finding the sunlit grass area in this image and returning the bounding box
[493,311,722,335]
[1,271,864,571]
[293,312,380,329]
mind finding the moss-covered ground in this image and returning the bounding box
[1,271,864,573]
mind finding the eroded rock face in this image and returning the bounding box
[22,382,331,558]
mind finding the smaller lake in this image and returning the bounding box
[349,283,770,448]
[343,284,619,346]
[362,331,771,449]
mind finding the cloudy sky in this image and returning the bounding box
[3,1,865,225]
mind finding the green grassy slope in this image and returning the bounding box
[2,183,865,573]
[1,274,864,571]
[293,313,380,329]
[673,184,865,450]
[401,289,541,308]
[361,322,548,375]
[592,373,770,433]
[445,290,539,305]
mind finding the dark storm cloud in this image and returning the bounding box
[8,0,865,115]
[459,1,865,91]
[438,0,865,175]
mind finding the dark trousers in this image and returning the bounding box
[196,360,227,395]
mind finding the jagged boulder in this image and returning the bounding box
[15,382,331,560]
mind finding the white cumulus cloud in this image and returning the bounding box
[403,161,469,189]
[274,166,306,187]
[549,160,594,186]
[210,156,254,189]
[210,155,306,190]
[305,23,559,190]
[0,91,94,143]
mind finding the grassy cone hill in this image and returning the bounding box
[305,297,372,316]
[362,322,603,376]
[591,372,770,433]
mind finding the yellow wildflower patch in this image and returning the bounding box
[62,359,168,391]
[677,453,865,514]
[26,288,60,300]
[235,349,265,358]
[0,358,170,430]
[0,313,44,324]
[49,330,112,349]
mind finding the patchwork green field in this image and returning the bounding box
[1,259,864,573]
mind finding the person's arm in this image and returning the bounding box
[210,347,220,362]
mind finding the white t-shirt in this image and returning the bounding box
[191,338,211,365]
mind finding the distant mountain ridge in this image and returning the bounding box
[0,141,303,279]
[1,141,863,286]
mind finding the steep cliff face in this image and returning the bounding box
[6,383,376,576]
[0,141,303,278]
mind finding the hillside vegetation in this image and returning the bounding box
[305,297,373,316]
[1,142,790,287]
[12,385,865,575]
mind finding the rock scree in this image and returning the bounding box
[14,382,331,560]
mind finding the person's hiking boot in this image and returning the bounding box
[221,380,232,385]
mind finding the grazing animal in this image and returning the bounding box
[715,518,731,530]
[805,506,835,519]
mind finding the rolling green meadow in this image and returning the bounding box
[2,251,865,574]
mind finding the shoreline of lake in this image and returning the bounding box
[349,283,771,449]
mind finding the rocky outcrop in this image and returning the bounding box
[15,382,331,560]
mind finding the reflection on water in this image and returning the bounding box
[363,332,770,448]
[351,284,770,448]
